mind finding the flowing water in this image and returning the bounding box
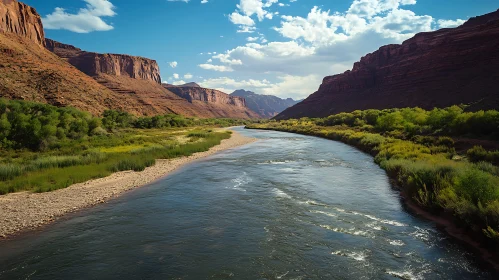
[0,128,496,279]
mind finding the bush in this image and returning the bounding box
[455,168,499,206]
[467,146,499,165]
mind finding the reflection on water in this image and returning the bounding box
[0,128,496,279]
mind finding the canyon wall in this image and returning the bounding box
[164,85,260,119]
[46,39,161,84]
[0,0,44,46]
[276,9,499,120]
[166,86,248,108]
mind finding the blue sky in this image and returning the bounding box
[23,0,498,99]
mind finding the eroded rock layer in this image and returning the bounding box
[46,39,161,84]
[276,9,499,120]
[0,0,44,46]
[164,85,260,119]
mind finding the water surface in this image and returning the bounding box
[0,128,495,279]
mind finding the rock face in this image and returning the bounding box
[276,9,499,120]
[0,0,44,46]
[167,86,247,107]
[164,85,260,119]
[46,39,161,84]
[231,89,301,118]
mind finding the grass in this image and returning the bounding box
[247,113,499,244]
[0,128,231,194]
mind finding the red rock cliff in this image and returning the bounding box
[276,9,499,120]
[0,0,44,46]
[166,86,248,108]
[46,39,161,84]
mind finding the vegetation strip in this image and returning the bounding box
[247,105,499,262]
[0,99,250,194]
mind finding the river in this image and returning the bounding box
[0,128,496,279]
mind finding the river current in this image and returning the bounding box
[0,128,496,279]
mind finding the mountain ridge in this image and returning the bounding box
[231,89,301,118]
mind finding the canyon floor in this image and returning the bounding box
[0,129,256,239]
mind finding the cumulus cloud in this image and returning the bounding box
[199,75,321,99]
[200,0,466,99]
[198,64,234,72]
[228,0,279,32]
[437,19,466,28]
[43,0,116,33]
[169,61,178,68]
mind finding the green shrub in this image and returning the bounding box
[455,168,499,206]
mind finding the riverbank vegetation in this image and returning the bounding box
[247,106,499,244]
[0,99,243,194]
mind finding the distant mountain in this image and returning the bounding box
[276,9,499,120]
[230,90,301,118]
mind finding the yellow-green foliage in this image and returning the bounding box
[247,105,499,242]
[0,127,231,194]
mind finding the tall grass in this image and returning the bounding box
[0,131,231,195]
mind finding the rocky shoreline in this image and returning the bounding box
[0,130,256,239]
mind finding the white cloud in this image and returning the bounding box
[201,0,209,3]
[228,0,279,32]
[43,0,116,33]
[172,80,187,85]
[437,19,465,28]
[237,0,278,21]
[198,64,234,72]
[199,75,321,99]
[173,73,180,79]
[184,73,193,79]
[229,12,255,26]
[199,0,466,99]
[169,61,178,68]
[167,0,190,3]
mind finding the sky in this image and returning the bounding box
[23,0,499,100]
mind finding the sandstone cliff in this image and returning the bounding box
[276,9,499,120]
[167,86,247,107]
[231,89,300,118]
[46,39,161,84]
[164,85,260,119]
[0,0,44,46]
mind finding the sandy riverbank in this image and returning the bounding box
[0,130,256,239]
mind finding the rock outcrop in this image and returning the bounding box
[166,86,246,107]
[276,9,499,120]
[231,89,301,118]
[46,39,161,84]
[0,0,44,46]
[164,85,260,119]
